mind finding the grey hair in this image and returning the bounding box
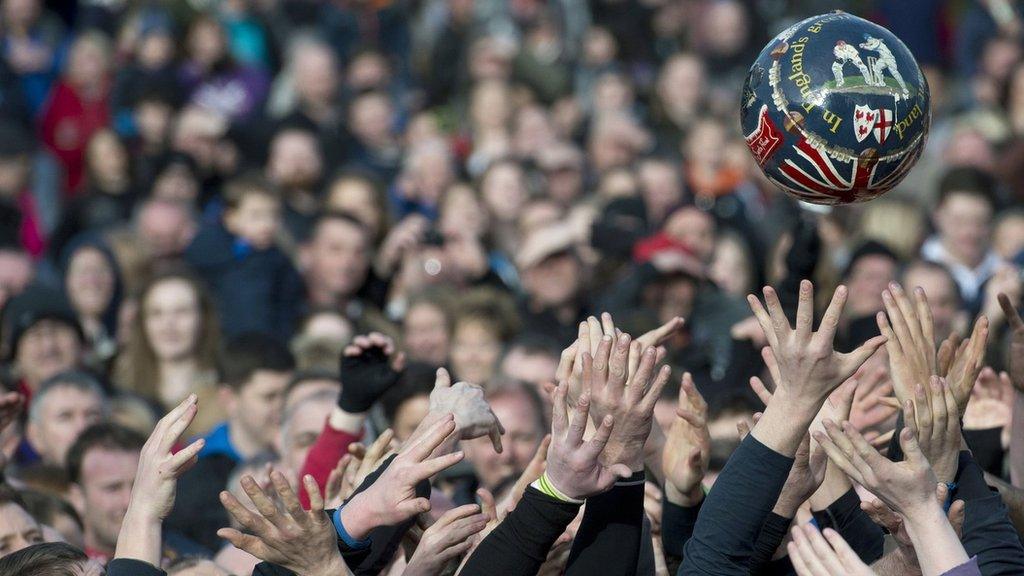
[280,388,337,452]
[28,371,108,423]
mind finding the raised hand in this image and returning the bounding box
[903,376,961,483]
[937,316,989,414]
[545,380,631,500]
[219,473,348,576]
[338,415,464,540]
[585,337,672,472]
[747,280,886,409]
[787,525,876,576]
[427,368,504,453]
[815,422,935,518]
[662,372,710,506]
[998,293,1024,392]
[115,394,205,565]
[338,332,406,414]
[861,485,965,572]
[877,282,936,403]
[963,368,1013,441]
[404,504,488,576]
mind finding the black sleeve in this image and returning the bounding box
[106,559,166,576]
[566,472,646,576]
[962,427,1006,477]
[661,497,703,560]
[955,450,1024,575]
[460,486,583,576]
[810,488,884,564]
[680,435,795,576]
[749,512,792,573]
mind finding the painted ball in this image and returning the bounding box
[740,11,930,204]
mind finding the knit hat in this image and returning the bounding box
[1,288,83,361]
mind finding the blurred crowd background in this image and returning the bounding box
[0,0,1024,570]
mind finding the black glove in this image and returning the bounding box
[337,345,402,413]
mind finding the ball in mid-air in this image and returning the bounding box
[740,11,929,205]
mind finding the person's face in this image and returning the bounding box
[189,20,226,67]
[994,215,1024,260]
[74,448,139,552]
[0,250,32,309]
[350,96,394,144]
[709,240,751,297]
[846,255,897,318]
[68,39,108,86]
[659,276,698,321]
[87,133,127,182]
[307,220,370,300]
[464,393,542,489]
[134,100,172,147]
[143,279,201,362]
[137,32,174,69]
[29,386,104,466]
[499,349,557,388]
[522,253,580,308]
[392,395,429,442]
[16,320,80,388]
[0,155,30,193]
[0,503,43,558]
[936,193,993,266]
[151,164,199,204]
[66,248,114,319]
[639,162,682,217]
[225,194,280,250]
[268,132,322,191]
[138,203,195,257]
[294,47,338,105]
[665,209,716,262]
[903,267,961,342]
[451,320,501,386]
[280,398,332,477]
[482,164,526,224]
[403,303,449,365]
[326,180,381,238]
[232,370,290,450]
[300,312,352,345]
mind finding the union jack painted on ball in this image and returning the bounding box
[740,11,930,204]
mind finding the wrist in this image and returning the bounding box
[533,472,585,504]
[329,408,366,435]
[338,494,377,541]
[313,554,348,576]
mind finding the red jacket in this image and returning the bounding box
[39,80,110,194]
[298,418,363,509]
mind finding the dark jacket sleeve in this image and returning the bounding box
[106,559,166,576]
[810,488,884,564]
[749,512,792,573]
[955,451,1024,575]
[565,472,646,576]
[680,435,794,576]
[460,486,583,576]
[962,427,1006,477]
[662,497,703,561]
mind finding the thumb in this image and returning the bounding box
[434,368,452,390]
[609,463,632,479]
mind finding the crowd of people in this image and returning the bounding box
[0,0,1023,574]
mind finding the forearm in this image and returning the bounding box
[1011,391,1024,486]
[661,495,703,560]
[903,504,970,576]
[871,549,921,576]
[955,451,1024,574]
[113,510,162,567]
[298,416,365,509]
[984,472,1024,536]
[750,392,819,458]
[811,488,884,564]
[808,461,853,512]
[749,513,791,574]
[680,435,795,575]
[566,472,646,576]
[461,487,582,576]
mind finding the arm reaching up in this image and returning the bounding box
[113,394,205,568]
